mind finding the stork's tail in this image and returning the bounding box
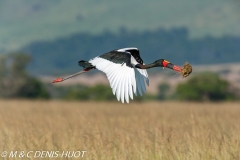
[78,60,95,69]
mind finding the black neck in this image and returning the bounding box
[135,61,160,69]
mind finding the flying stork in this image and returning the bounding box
[53,47,182,103]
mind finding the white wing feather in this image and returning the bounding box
[134,68,143,96]
[89,57,149,103]
[116,69,123,101]
[136,68,147,93]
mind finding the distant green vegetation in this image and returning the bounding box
[0,53,50,99]
[23,28,240,75]
[157,83,171,100]
[0,52,238,102]
[175,72,236,101]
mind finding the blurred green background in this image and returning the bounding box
[0,0,240,102]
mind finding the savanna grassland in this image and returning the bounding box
[0,100,240,160]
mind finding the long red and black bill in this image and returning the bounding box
[162,60,182,72]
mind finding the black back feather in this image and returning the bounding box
[99,50,132,67]
[124,48,144,64]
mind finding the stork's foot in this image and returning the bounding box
[52,78,63,83]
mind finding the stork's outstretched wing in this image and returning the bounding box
[89,49,149,103]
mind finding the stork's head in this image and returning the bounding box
[154,59,182,72]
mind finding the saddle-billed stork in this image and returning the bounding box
[53,47,182,103]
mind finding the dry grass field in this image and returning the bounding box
[0,100,240,160]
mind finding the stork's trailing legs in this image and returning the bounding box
[52,67,93,83]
